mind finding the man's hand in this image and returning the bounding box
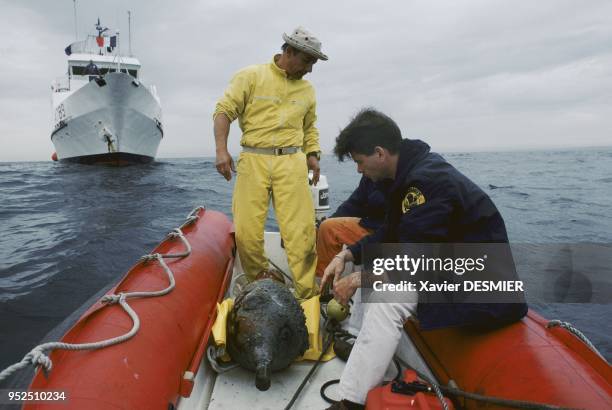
[213,113,233,180]
[307,156,320,186]
[320,254,344,293]
[215,149,235,181]
[333,272,360,306]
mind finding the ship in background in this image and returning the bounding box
[51,17,163,165]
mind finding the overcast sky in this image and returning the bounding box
[0,0,610,161]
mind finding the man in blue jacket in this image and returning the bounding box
[321,108,527,409]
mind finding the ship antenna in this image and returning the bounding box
[95,18,108,37]
[73,0,78,40]
[116,30,121,71]
[128,10,132,57]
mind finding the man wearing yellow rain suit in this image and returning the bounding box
[213,27,328,300]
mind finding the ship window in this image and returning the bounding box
[70,66,138,78]
[71,66,86,75]
[117,68,139,78]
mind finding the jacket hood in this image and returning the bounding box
[391,139,431,189]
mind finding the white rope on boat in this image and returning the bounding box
[206,345,240,374]
[399,364,448,410]
[0,206,205,383]
[430,379,450,410]
[547,319,608,364]
[180,206,204,229]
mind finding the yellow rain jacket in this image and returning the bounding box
[214,56,321,154]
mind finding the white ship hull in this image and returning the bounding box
[51,72,162,164]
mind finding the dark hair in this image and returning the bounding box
[281,43,298,54]
[334,108,402,161]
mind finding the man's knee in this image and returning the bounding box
[364,302,416,330]
[234,220,264,239]
[318,218,334,239]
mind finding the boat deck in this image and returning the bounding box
[209,355,346,409]
[179,331,430,410]
[177,232,435,410]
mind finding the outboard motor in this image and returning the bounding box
[309,172,330,223]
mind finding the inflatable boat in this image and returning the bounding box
[8,206,611,409]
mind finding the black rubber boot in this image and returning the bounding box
[325,399,365,410]
[333,338,354,361]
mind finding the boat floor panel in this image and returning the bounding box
[209,358,346,410]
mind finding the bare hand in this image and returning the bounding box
[333,272,360,306]
[320,255,345,293]
[215,150,235,181]
[307,156,320,186]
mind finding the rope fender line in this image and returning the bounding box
[0,294,141,382]
[0,206,206,383]
[180,205,205,229]
[547,319,608,364]
[163,228,192,258]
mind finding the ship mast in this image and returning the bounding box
[73,0,78,40]
[116,30,121,71]
[95,18,108,37]
[95,18,109,57]
[128,11,132,57]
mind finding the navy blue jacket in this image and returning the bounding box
[332,176,386,230]
[85,63,100,75]
[348,139,527,330]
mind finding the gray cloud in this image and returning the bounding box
[0,0,611,161]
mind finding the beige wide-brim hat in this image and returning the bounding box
[282,26,328,61]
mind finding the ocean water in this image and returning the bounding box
[1,148,611,377]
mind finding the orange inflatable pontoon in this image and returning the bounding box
[25,208,234,409]
[401,310,612,409]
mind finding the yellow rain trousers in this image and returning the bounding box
[232,150,318,300]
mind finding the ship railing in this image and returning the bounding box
[69,35,121,57]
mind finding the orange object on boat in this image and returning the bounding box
[404,310,612,409]
[25,208,234,410]
[366,369,454,409]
